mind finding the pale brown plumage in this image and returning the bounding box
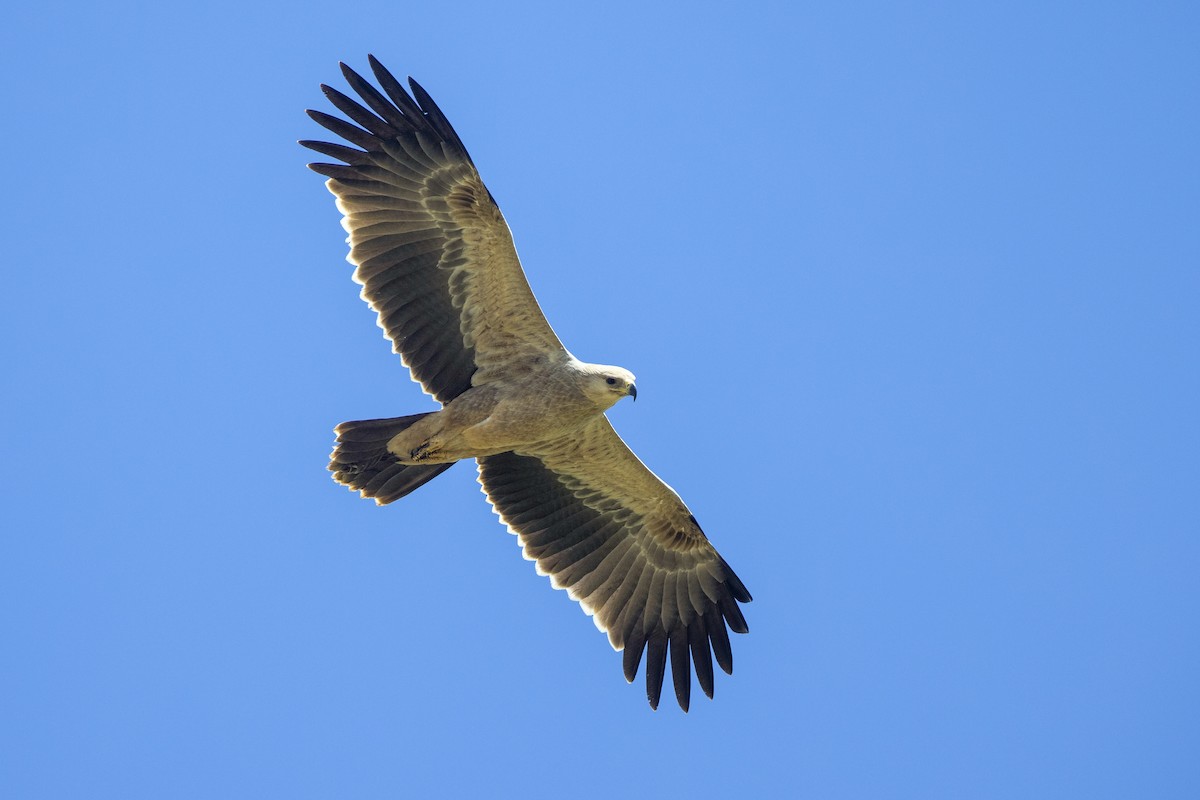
[302,56,751,710]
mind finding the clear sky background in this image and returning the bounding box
[3,2,1197,797]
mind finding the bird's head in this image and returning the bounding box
[579,364,637,410]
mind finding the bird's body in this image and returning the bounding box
[385,356,634,465]
[303,57,751,711]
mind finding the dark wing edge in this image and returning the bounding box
[477,451,752,712]
[300,56,481,404]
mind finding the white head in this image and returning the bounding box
[577,362,638,410]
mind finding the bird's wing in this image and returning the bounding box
[476,416,752,711]
[302,57,566,404]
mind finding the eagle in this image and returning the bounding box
[302,57,751,711]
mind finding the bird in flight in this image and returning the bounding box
[302,57,751,710]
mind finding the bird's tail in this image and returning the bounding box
[329,414,455,505]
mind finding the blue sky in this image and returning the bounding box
[3,1,1198,797]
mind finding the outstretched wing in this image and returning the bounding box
[477,417,752,711]
[302,56,566,404]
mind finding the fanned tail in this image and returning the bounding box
[329,414,455,505]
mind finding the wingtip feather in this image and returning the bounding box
[669,628,691,712]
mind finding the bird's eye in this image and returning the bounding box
[605,377,617,385]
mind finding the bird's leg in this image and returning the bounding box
[409,440,438,461]
[389,428,455,464]
[387,419,447,464]
[384,389,500,464]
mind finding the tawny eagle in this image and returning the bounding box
[302,57,751,710]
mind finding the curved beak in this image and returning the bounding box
[627,383,638,401]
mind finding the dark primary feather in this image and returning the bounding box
[320,84,400,139]
[368,59,429,124]
[298,139,370,165]
[305,109,380,151]
[336,64,412,132]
